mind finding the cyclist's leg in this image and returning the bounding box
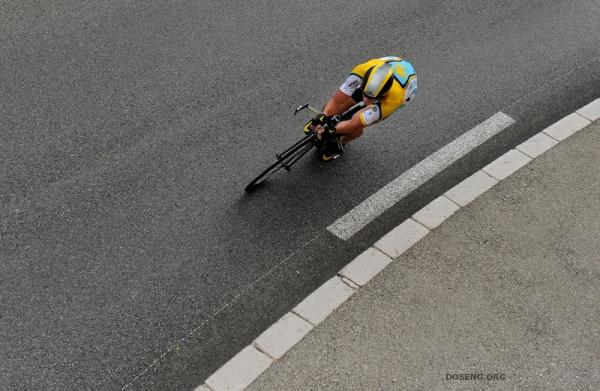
[339,127,363,144]
[335,110,365,144]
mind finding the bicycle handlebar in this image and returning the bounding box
[294,100,365,123]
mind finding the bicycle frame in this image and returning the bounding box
[244,100,367,192]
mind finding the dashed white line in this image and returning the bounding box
[327,112,516,240]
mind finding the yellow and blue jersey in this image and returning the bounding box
[340,56,417,126]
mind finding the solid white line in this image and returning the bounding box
[327,112,516,240]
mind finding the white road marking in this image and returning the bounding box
[327,112,516,240]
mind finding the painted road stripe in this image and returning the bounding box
[327,112,516,240]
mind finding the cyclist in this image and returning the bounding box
[305,56,417,161]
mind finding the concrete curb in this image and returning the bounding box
[413,195,461,230]
[577,99,600,121]
[482,149,532,181]
[253,312,313,360]
[195,98,599,391]
[203,346,272,391]
[374,218,430,258]
[339,247,392,287]
[444,170,498,207]
[292,276,357,326]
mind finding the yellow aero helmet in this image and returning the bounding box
[362,63,394,99]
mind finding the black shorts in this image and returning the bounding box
[351,88,363,103]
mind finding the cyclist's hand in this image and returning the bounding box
[304,114,330,133]
[313,114,330,126]
[323,123,336,134]
[315,124,336,140]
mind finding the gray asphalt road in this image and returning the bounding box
[1,0,599,390]
[248,119,600,391]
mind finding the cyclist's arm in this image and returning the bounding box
[333,103,382,142]
[335,112,364,135]
[322,90,356,116]
[328,111,364,144]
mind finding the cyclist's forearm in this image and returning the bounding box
[335,113,364,135]
[323,91,356,116]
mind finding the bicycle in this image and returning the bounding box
[244,101,365,192]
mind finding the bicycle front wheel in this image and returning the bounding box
[244,158,289,192]
[245,135,316,192]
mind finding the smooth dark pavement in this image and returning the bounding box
[1,1,599,389]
